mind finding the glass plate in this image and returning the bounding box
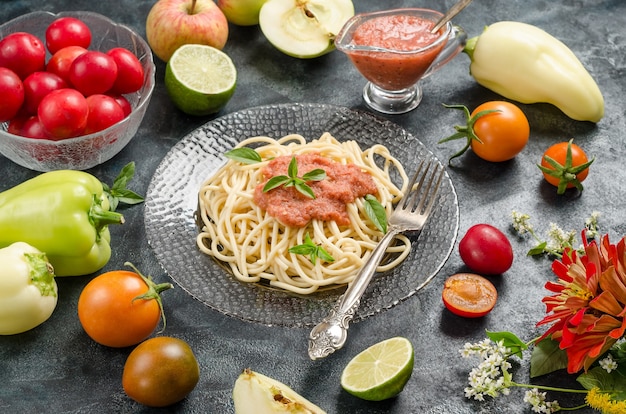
[144,103,459,327]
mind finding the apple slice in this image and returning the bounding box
[259,0,354,58]
[233,369,326,413]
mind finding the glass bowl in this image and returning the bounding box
[0,11,155,172]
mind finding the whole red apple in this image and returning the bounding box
[146,0,229,62]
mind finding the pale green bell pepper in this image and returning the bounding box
[463,21,604,123]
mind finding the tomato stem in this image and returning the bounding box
[125,261,173,333]
[537,139,595,195]
[438,104,500,165]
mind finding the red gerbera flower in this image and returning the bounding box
[536,232,626,373]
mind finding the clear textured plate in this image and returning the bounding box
[144,103,459,327]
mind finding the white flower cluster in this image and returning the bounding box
[523,388,561,413]
[546,223,578,253]
[460,339,512,401]
[511,211,532,235]
[599,354,618,373]
[461,338,562,412]
[511,210,601,257]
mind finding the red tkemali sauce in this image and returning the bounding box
[253,153,378,227]
[347,15,446,90]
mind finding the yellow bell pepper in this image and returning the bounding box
[463,21,604,123]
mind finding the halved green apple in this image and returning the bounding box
[233,369,326,413]
[259,0,354,58]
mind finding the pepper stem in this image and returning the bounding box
[462,35,478,60]
[89,195,125,236]
[125,261,173,333]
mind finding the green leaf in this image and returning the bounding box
[486,330,527,359]
[261,157,324,199]
[263,175,291,192]
[103,161,144,212]
[289,233,334,264]
[287,156,298,178]
[224,147,262,164]
[527,241,548,256]
[364,195,387,233]
[317,247,335,263]
[578,366,626,399]
[294,181,316,199]
[288,244,316,255]
[302,168,326,182]
[530,337,569,378]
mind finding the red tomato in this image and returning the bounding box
[22,71,68,114]
[0,67,24,121]
[7,115,27,135]
[459,224,513,275]
[45,17,92,54]
[77,267,172,348]
[69,51,118,96]
[540,140,593,194]
[38,88,89,139]
[122,337,200,407]
[107,47,144,94]
[442,273,497,318]
[0,32,46,79]
[108,94,132,117]
[85,94,125,134]
[46,45,87,84]
[20,115,48,139]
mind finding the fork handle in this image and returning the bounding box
[337,228,400,316]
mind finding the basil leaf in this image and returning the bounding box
[224,147,262,164]
[302,169,326,182]
[287,156,299,178]
[289,244,316,255]
[103,161,144,212]
[317,247,335,263]
[295,181,316,199]
[364,194,387,233]
[263,175,291,192]
[289,234,335,264]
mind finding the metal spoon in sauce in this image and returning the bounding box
[430,0,473,33]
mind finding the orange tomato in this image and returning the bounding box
[470,101,530,162]
[442,273,497,318]
[540,140,592,193]
[77,265,172,348]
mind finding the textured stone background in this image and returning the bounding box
[1,0,624,413]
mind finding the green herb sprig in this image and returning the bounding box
[289,233,334,265]
[102,162,144,212]
[263,156,326,199]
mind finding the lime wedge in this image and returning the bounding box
[340,337,414,401]
[164,44,237,116]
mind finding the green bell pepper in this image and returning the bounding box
[0,170,124,276]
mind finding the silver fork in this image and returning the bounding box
[308,158,445,360]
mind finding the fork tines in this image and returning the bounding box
[401,159,444,214]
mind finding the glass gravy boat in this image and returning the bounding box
[335,8,467,114]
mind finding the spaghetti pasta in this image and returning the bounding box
[196,132,411,295]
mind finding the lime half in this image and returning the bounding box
[341,337,414,401]
[165,44,237,116]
